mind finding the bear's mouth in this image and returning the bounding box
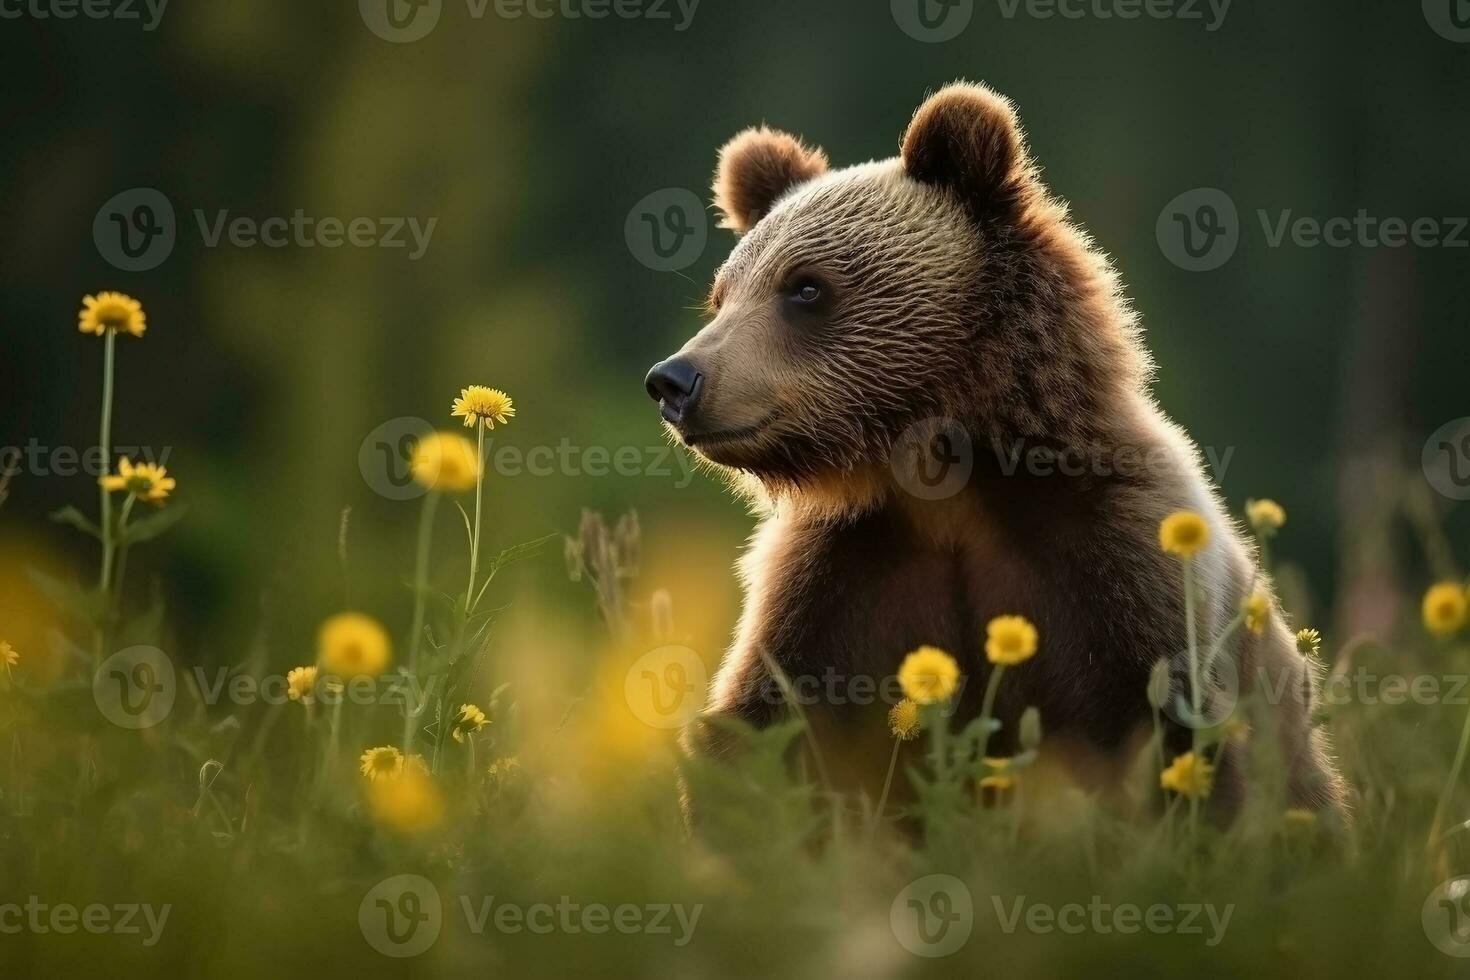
[678,416,774,451]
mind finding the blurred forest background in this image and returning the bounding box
[1,0,1467,682]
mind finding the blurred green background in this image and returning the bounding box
[2,0,1468,672]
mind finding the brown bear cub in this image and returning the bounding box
[644,82,1346,820]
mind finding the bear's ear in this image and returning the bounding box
[901,82,1027,216]
[712,126,829,234]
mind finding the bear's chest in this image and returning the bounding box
[762,501,1153,748]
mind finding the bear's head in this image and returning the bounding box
[645,82,1145,502]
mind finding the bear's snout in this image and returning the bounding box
[644,355,704,426]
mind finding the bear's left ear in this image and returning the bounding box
[713,126,829,234]
[901,82,1028,217]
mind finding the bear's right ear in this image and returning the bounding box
[712,127,829,234]
[901,82,1028,217]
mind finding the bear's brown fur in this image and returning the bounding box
[650,82,1347,819]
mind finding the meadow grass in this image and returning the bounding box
[2,294,1470,977]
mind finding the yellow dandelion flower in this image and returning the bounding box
[410,431,480,492]
[451,386,515,429]
[1160,751,1214,799]
[1,642,17,667]
[1243,590,1270,635]
[979,773,1016,792]
[897,646,961,705]
[1245,498,1286,534]
[78,291,146,338]
[1423,582,1469,636]
[317,612,391,680]
[1159,510,1209,559]
[1283,807,1317,827]
[1295,628,1322,658]
[451,703,489,744]
[98,457,176,504]
[285,666,318,703]
[985,614,1039,666]
[888,698,921,741]
[366,764,444,833]
[359,745,405,782]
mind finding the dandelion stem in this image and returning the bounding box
[873,738,902,831]
[408,490,435,681]
[1183,557,1202,841]
[403,491,440,753]
[94,327,117,669]
[465,423,487,615]
[1428,698,1470,851]
[111,494,138,621]
[926,704,948,786]
[976,664,1007,762]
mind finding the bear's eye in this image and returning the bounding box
[785,275,827,307]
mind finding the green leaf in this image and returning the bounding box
[118,503,188,545]
[26,567,107,624]
[49,506,102,540]
[488,533,558,574]
[454,501,474,553]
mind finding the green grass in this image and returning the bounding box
[4,310,1470,978]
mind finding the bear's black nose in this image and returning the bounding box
[644,356,704,425]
